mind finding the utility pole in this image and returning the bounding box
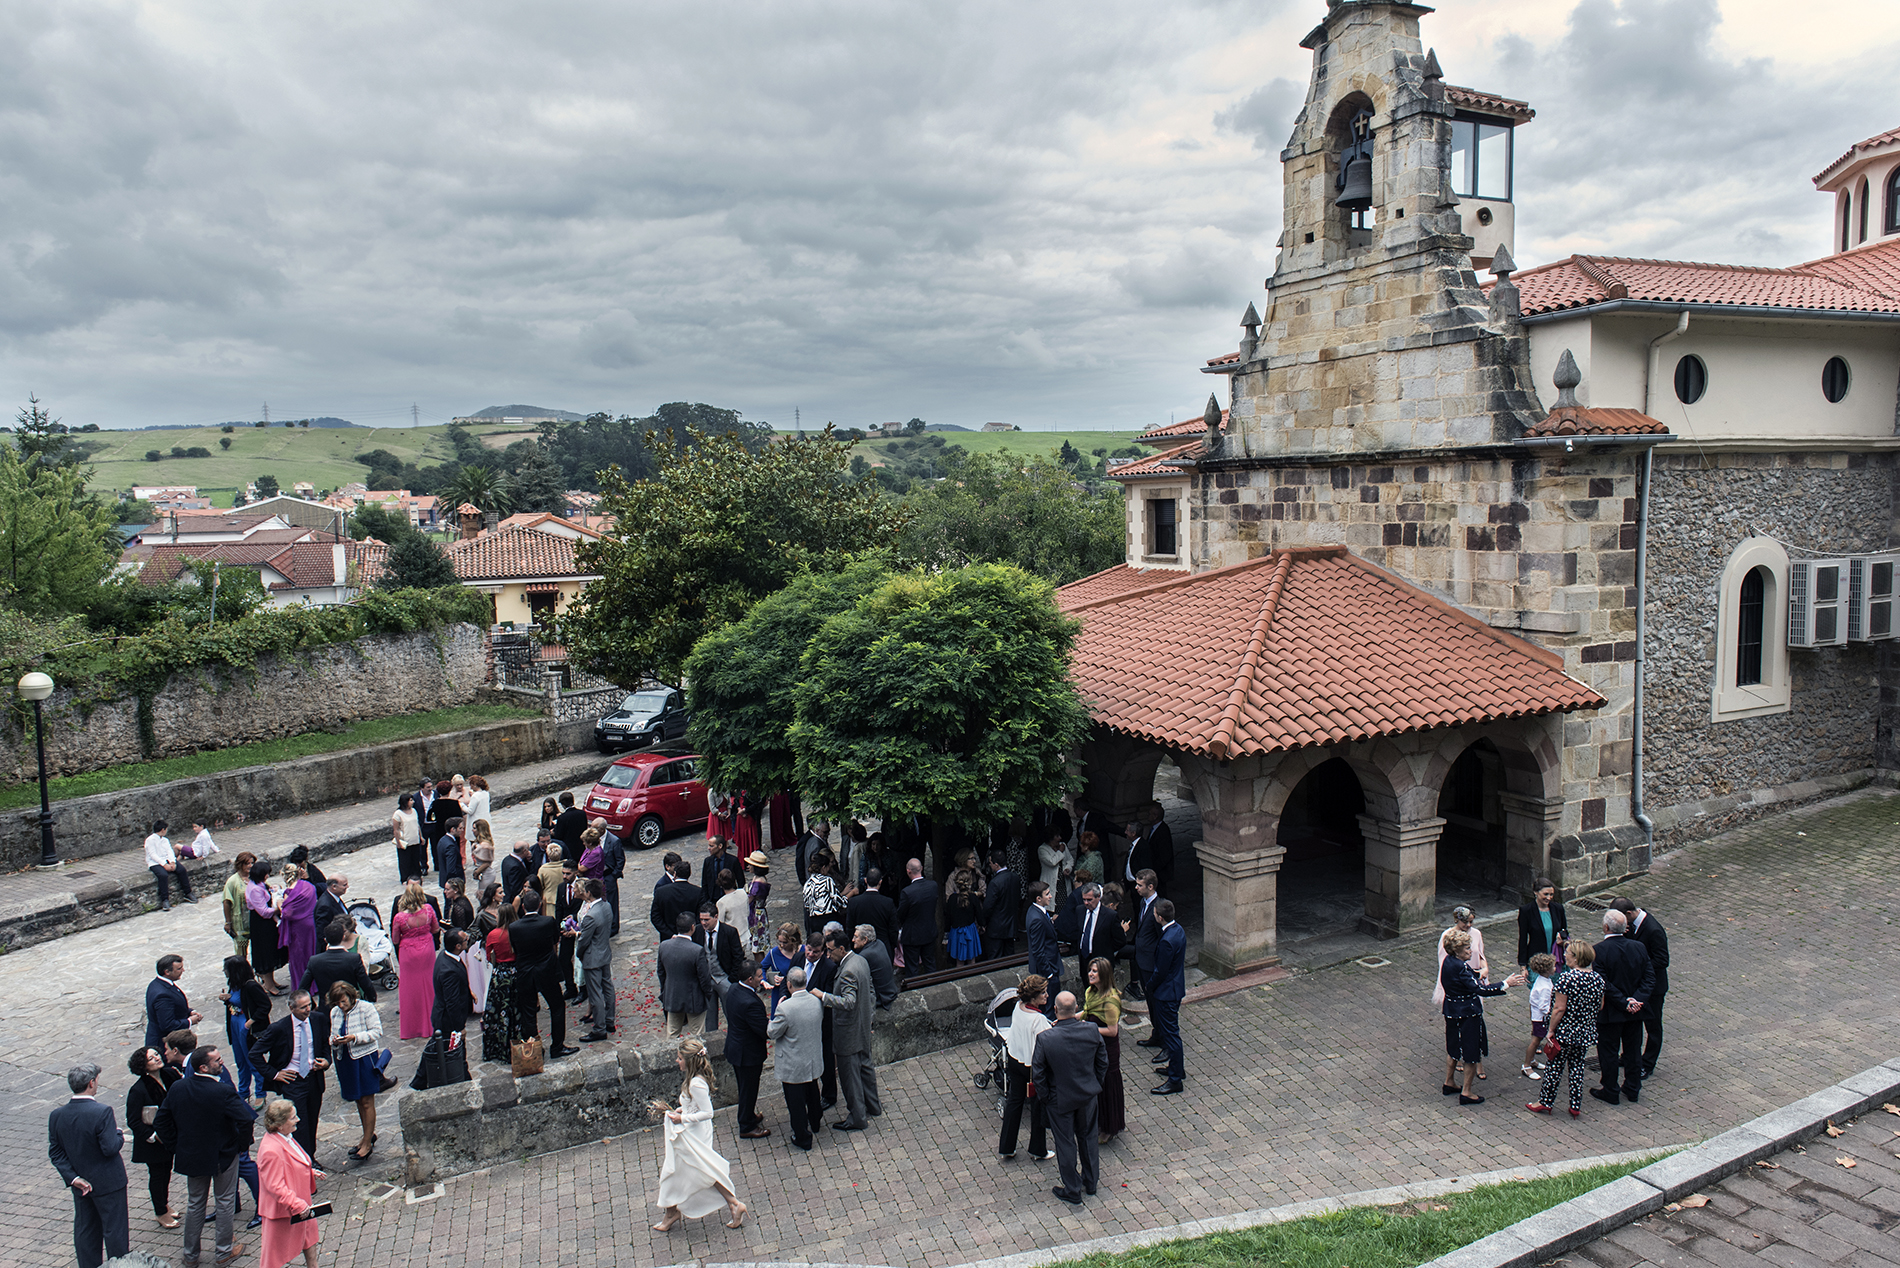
[263,402,270,426]
[412,403,420,428]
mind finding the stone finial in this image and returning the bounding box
[1552,349,1582,408]
[1241,302,1260,332]
[1489,242,1516,280]
[1422,49,1443,80]
[1239,301,1262,362]
[1203,394,1223,430]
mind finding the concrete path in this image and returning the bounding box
[4,779,1893,1268]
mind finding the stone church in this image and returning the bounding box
[1058,0,1900,977]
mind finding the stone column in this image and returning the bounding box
[1196,807,1285,977]
[1357,815,1445,939]
[1498,791,1563,900]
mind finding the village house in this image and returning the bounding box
[1064,0,1900,977]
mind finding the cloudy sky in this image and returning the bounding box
[2,0,1895,433]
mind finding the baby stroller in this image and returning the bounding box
[347,898,400,994]
[972,986,1019,1116]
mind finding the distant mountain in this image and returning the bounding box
[456,405,585,422]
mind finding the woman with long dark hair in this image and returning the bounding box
[1084,956,1126,1144]
[391,792,423,881]
[481,901,522,1063]
[245,860,285,994]
[124,1046,181,1229]
[219,955,270,1101]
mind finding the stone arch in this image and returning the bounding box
[1417,720,1564,901]
[1261,741,1401,823]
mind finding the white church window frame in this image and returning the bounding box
[1712,537,1791,722]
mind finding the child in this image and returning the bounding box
[1521,952,1557,1077]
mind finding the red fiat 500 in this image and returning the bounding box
[585,749,710,848]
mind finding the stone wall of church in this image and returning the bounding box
[1642,449,1896,839]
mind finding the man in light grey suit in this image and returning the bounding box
[576,880,615,1041]
[656,912,713,1036]
[766,967,826,1149]
[812,927,880,1131]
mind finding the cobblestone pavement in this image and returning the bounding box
[1568,1106,1900,1268]
[4,786,1898,1268]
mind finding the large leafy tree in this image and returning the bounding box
[898,448,1125,585]
[787,563,1090,828]
[685,557,894,796]
[0,446,118,615]
[561,427,904,687]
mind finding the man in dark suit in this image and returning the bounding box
[981,856,1022,959]
[895,858,941,978]
[845,869,899,956]
[158,1045,257,1265]
[701,835,739,897]
[853,925,899,1008]
[593,819,626,936]
[1032,992,1109,1204]
[649,861,703,941]
[724,959,772,1139]
[694,904,744,1030]
[1072,883,1125,984]
[313,877,349,936]
[48,1062,130,1268]
[1613,898,1670,1077]
[145,954,201,1052]
[433,929,475,1036]
[508,890,575,1057]
[302,920,378,1004]
[555,864,586,1002]
[1025,881,1063,998]
[657,913,714,1034]
[500,840,535,905]
[552,791,588,857]
[1125,870,1160,1004]
[1125,802,1175,896]
[248,992,329,1157]
[652,851,683,895]
[1591,910,1655,1104]
[1147,898,1187,1094]
[794,821,829,887]
[804,930,840,1108]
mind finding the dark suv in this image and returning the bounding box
[594,688,690,753]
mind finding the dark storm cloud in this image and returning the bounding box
[0,0,1891,432]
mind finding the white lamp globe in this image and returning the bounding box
[17,672,53,702]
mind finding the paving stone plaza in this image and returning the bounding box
[4,785,1896,1268]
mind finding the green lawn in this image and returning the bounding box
[852,429,1143,465]
[1054,1158,1654,1268]
[0,702,543,810]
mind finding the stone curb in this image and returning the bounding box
[1413,1055,1900,1268]
[0,749,605,951]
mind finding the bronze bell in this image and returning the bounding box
[1335,154,1373,210]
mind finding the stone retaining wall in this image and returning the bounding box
[400,967,1020,1181]
[3,624,489,784]
[0,717,556,871]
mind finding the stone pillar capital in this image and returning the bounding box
[1198,844,1286,882]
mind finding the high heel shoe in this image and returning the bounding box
[652,1211,682,1233]
[1568,1107,1581,1118]
[1525,1102,1552,1114]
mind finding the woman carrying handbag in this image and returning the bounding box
[258,1098,325,1268]
[328,982,391,1161]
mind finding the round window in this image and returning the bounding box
[1673,354,1707,405]
[1822,356,1851,403]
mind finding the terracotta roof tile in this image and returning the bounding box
[1057,548,1603,759]
[1137,410,1227,443]
[1510,253,1900,316]
[1798,237,1900,299]
[1443,84,1535,122]
[346,540,388,585]
[1059,563,1181,607]
[1525,406,1670,437]
[1813,125,1900,186]
[1206,350,1241,368]
[444,524,600,582]
[1108,440,1202,478]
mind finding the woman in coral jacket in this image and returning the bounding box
[257,1098,324,1268]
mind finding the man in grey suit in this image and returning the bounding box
[1032,991,1109,1204]
[656,912,713,1036]
[48,1062,130,1268]
[767,967,827,1149]
[577,880,616,1041]
[813,927,881,1131]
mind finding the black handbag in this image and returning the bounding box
[409,1031,470,1090]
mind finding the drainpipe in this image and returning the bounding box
[1630,443,1655,850]
[1643,310,1690,416]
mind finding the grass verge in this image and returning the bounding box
[0,702,543,811]
[1052,1158,1651,1268]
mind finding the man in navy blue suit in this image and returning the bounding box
[1146,898,1187,1095]
[1591,910,1655,1105]
[1024,880,1063,999]
[48,1062,130,1268]
[145,954,202,1052]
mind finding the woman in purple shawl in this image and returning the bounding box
[276,863,320,989]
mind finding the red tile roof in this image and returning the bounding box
[1138,410,1227,443]
[1444,85,1535,122]
[1058,548,1604,759]
[1206,350,1241,368]
[1108,440,1203,478]
[1510,253,1900,316]
[445,524,600,582]
[346,540,388,585]
[1813,126,1900,187]
[1524,407,1669,438]
[1799,237,1900,299]
[1060,563,1179,607]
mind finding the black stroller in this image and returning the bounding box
[971,986,1019,1116]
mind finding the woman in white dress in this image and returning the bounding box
[652,1038,746,1232]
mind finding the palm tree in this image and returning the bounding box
[443,464,516,516]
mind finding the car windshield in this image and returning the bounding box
[598,764,640,790]
[621,691,670,716]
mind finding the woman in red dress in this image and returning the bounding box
[257,1098,322,1268]
[391,882,440,1041]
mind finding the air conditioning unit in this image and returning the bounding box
[1788,559,1848,647]
[1848,554,1898,642]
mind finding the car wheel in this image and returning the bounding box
[634,815,664,849]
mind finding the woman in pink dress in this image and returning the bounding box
[391,882,440,1041]
[257,1098,322,1268]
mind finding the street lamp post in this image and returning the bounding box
[17,672,58,868]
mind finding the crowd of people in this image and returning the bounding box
[1432,880,1671,1117]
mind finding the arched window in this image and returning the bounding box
[1887,166,1900,235]
[1859,176,1870,244]
[1842,193,1852,253]
[1736,567,1765,686]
